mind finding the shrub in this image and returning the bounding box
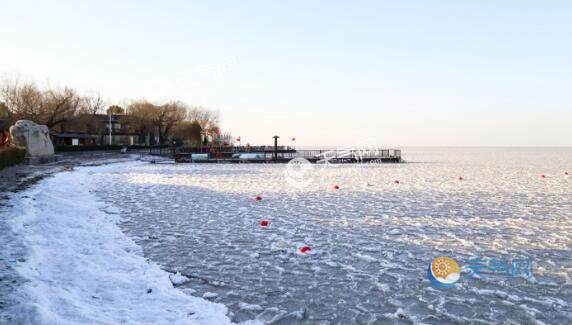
[0,146,26,170]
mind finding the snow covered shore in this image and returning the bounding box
[4,162,248,324]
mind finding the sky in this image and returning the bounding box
[1,0,571,147]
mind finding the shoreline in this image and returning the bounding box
[1,154,241,324]
[0,153,139,324]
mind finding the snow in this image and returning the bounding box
[3,147,572,324]
[92,147,570,324]
[238,302,263,311]
[169,272,191,286]
[5,164,257,325]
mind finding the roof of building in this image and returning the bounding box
[54,132,94,139]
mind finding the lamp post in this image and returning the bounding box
[108,111,112,145]
[272,135,279,161]
[200,130,206,152]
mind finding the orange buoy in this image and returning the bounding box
[334,185,340,190]
[255,195,262,201]
[299,246,311,253]
[260,220,269,227]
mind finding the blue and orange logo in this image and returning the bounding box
[427,256,461,289]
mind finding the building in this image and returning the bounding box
[53,114,149,147]
[52,131,96,146]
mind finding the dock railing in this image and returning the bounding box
[169,145,402,163]
[292,149,401,161]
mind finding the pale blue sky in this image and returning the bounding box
[1,1,571,146]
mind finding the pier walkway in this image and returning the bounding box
[150,146,402,164]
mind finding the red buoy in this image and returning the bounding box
[540,174,546,179]
[565,172,569,176]
[299,246,311,253]
[255,196,262,201]
[260,220,269,227]
[458,176,464,181]
[394,180,400,184]
[334,185,340,190]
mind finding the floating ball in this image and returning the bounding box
[540,174,546,179]
[255,196,262,201]
[394,180,400,184]
[334,185,340,190]
[565,172,569,176]
[458,176,464,181]
[299,246,311,253]
[260,220,269,227]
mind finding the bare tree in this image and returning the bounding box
[0,80,81,131]
[81,94,106,115]
[106,105,125,115]
[171,120,202,145]
[187,106,220,137]
[127,100,186,143]
[160,101,187,141]
[0,80,43,123]
[42,87,82,130]
[0,78,226,144]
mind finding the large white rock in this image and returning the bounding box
[9,120,55,157]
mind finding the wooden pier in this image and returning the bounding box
[150,146,402,164]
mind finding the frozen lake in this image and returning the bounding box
[94,147,572,324]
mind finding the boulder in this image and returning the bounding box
[9,120,55,157]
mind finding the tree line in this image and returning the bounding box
[0,79,222,146]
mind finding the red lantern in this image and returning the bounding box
[299,246,311,253]
[255,196,262,201]
[260,220,269,227]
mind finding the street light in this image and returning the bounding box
[272,135,279,161]
[200,130,206,152]
[108,111,112,145]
